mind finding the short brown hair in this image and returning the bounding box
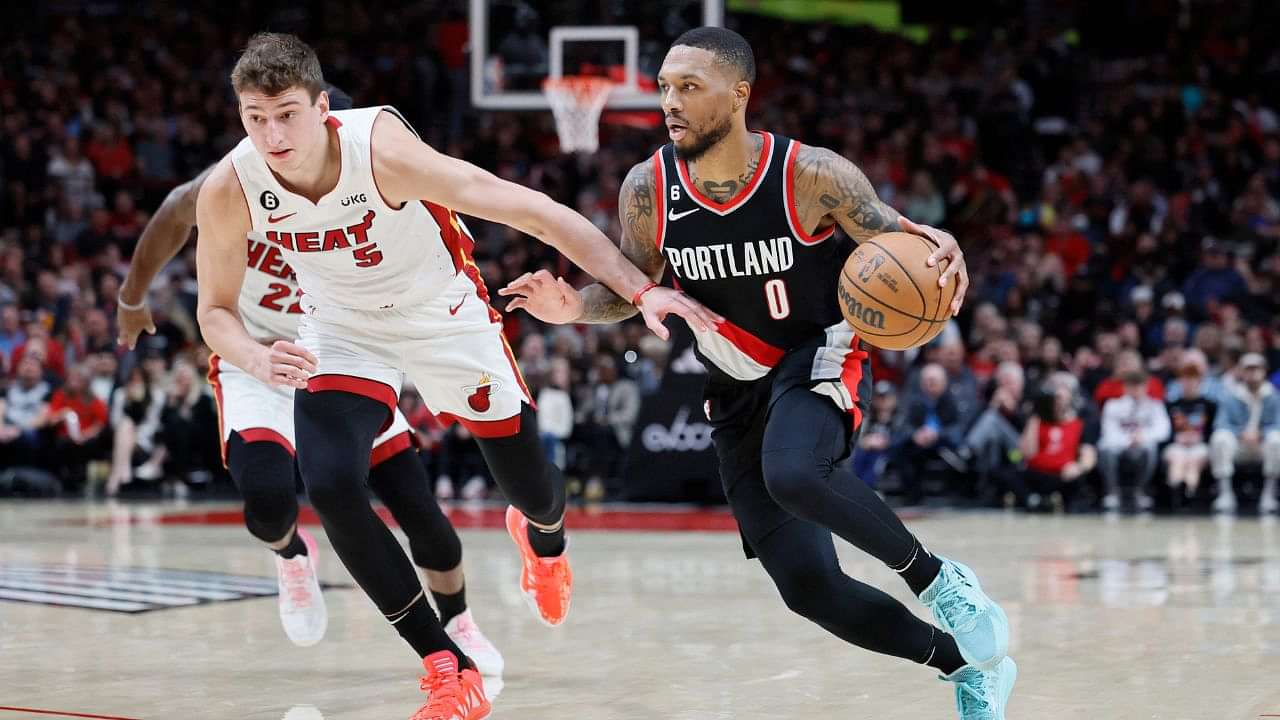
[231,32,325,100]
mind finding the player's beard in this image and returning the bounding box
[675,111,733,162]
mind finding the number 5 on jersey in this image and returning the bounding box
[353,244,384,268]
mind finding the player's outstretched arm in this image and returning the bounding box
[500,158,671,325]
[792,145,969,315]
[117,165,215,349]
[195,158,315,388]
[372,113,721,339]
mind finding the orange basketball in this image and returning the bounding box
[838,231,956,351]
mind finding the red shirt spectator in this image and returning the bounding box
[85,126,135,181]
[12,334,67,380]
[1046,221,1091,279]
[47,386,108,440]
[1027,416,1085,474]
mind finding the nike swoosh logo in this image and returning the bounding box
[668,207,700,221]
[267,212,296,224]
[448,295,468,315]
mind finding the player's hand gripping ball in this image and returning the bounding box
[838,231,957,351]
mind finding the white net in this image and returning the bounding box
[543,76,616,154]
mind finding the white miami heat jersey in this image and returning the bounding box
[237,236,303,341]
[229,106,466,312]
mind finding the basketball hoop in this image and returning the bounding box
[543,76,615,154]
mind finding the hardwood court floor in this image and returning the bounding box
[1,501,1279,719]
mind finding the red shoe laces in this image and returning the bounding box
[416,671,469,719]
[281,558,313,607]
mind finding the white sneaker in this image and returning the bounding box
[1213,491,1237,514]
[435,477,454,500]
[1260,492,1279,515]
[1102,493,1120,512]
[461,476,488,501]
[1135,494,1153,512]
[281,706,325,720]
[275,528,327,647]
[445,609,504,678]
[134,459,163,481]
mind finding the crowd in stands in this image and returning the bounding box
[2,3,1279,513]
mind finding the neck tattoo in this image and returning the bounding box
[691,134,762,204]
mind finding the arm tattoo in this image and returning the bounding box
[792,145,900,242]
[577,159,667,324]
[690,134,763,203]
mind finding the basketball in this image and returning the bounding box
[838,231,956,351]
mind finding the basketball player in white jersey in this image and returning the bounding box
[116,87,501,677]
[195,33,720,720]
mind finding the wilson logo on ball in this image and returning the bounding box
[837,283,887,329]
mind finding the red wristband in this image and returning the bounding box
[631,281,659,307]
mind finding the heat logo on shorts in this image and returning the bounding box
[463,373,502,413]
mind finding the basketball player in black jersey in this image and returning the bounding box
[502,27,1016,718]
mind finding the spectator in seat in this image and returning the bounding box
[39,362,109,489]
[0,304,25,366]
[106,364,166,496]
[1183,238,1247,321]
[1163,351,1217,508]
[2,355,51,465]
[438,423,491,502]
[893,363,964,505]
[157,361,219,495]
[1209,353,1280,514]
[574,353,640,502]
[962,361,1028,502]
[1017,375,1097,511]
[1098,369,1172,511]
[536,356,574,470]
[937,338,981,428]
[853,380,899,489]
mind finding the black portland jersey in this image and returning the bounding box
[654,132,860,382]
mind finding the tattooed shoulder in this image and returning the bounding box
[791,144,899,242]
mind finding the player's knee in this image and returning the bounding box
[227,435,299,543]
[774,564,842,621]
[761,448,828,514]
[409,529,462,572]
[244,509,295,545]
[242,478,298,543]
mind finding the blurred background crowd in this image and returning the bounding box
[2,1,1279,514]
